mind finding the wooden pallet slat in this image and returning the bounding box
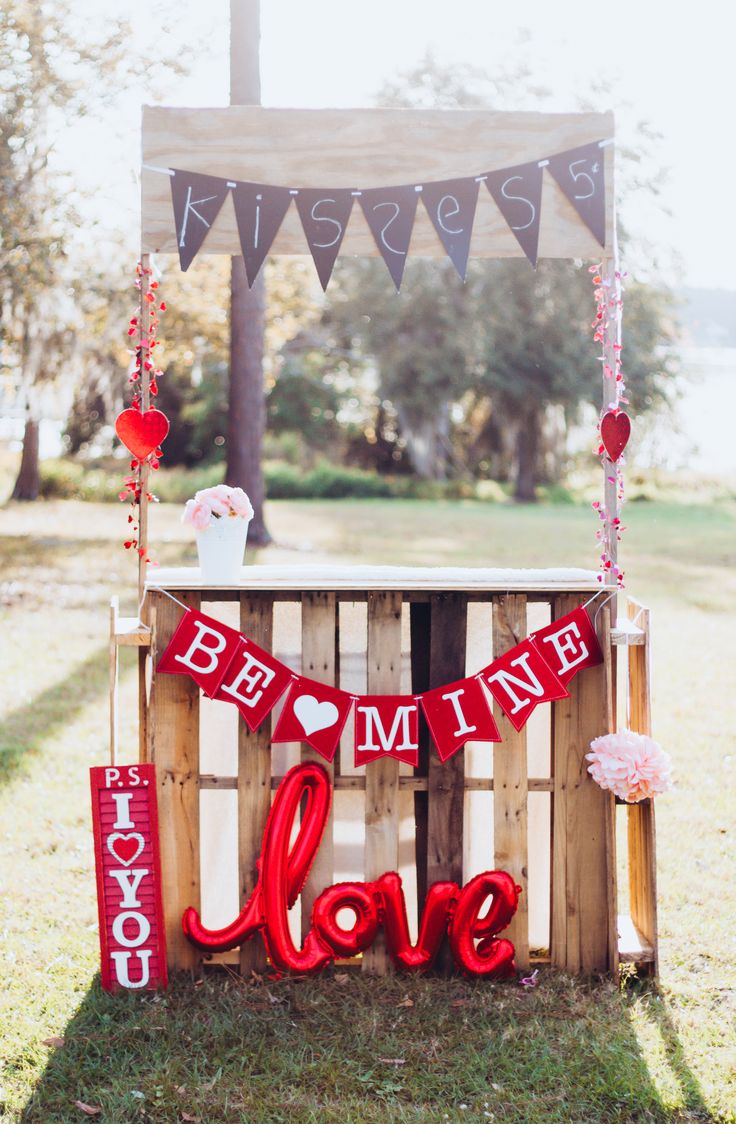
[551,594,616,973]
[626,599,658,975]
[427,593,468,973]
[491,594,530,971]
[237,593,275,975]
[148,590,201,972]
[362,590,402,975]
[300,592,338,939]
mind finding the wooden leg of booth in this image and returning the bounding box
[626,600,658,976]
[148,590,202,973]
[410,602,431,914]
[362,590,402,975]
[238,593,274,976]
[552,595,617,974]
[492,594,530,972]
[300,592,337,942]
[427,593,467,974]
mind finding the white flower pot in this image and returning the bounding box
[196,515,251,584]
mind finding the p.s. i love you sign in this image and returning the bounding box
[157,604,603,766]
[90,764,167,991]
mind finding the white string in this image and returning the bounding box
[151,586,191,614]
[592,591,616,631]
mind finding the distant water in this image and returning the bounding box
[667,347,736,474]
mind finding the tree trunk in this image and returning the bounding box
[227,0,270,545]
[11,416,41,501]
[513,408,540,503]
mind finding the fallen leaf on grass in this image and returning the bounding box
[74,1101,102,1116]
[450,999,470,1008]
[396,995,414,1008]
[334,973,349,984]
[378,1058,406,1066]
[181,1114,198,1122]
[43,1036,65,1048]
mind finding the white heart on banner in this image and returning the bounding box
[107,832,145,867]
[293,695,340,736]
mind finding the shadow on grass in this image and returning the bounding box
[0,646,110,786]
[18,971,712,1123]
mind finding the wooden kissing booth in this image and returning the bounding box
[109,106,658,982]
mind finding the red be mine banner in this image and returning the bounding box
[157,605,602,767]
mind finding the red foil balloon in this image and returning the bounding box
[376,872,458,971]
[449,871,519,978]
[182,762,332,960]
[312,882,380,958]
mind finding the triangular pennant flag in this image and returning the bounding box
[420,675,500,763]
[156,609,243,698]
[530,607,603,685]
[546,142,606,247]
[479,639,568,732]
[421,177,480,281]
[354,695,419,767]
[272,678,354,762]
[214,637,293,731]
[359,185,419,290]
[231,181,293,287]
[484,161,544,267]
[295,189,354,290]
[170,170,231,272]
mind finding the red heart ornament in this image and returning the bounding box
[115,408,170,460]
[600,410,631,462]
[107,832,145,867]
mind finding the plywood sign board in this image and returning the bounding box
[141,106,614,260]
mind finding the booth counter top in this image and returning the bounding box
[145,564,609,594]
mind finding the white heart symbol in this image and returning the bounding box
[293,694,339,736]
[107,832,145,867]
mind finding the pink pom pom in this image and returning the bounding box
[586,730,672,802]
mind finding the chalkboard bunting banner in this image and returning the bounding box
[547,141,607,248]
[151,139,612,286]
[156,604,603,763]
[170,169,231,273]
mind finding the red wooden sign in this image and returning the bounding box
[90,764,168,991]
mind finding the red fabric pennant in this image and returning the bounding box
[354,696,420,768]
[272,679,354,763]
[531,607,603,685]
[480,639,569,732]
[214,638,293,731]
[156,609,243,698]
[420,676,500,763]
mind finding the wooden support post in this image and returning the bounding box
[626,599,658,976]
[109,597,119,765]
[600,247,622,623]
[238,592,274,975]
[492,595,530,971]
[427,593,467,973]
[148,589,201,973]
[137,253,152,761]
[551,594,617,973]
[362,590,402,975]
[410,602,431,912]
[300,591,337,941]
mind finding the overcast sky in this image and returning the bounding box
[66,0,732,292]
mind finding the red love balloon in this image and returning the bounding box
[600,410,631,463]
[449,870,519,978]
[312,882,380,958]
[376,871,458,971]
[115,408,170,460]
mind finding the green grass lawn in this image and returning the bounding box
[1,496,735,1122]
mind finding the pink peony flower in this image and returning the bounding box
[228,487,254,520]
[182,498,211,531]
[586,729,672,802]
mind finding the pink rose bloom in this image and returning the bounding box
[195,484,234,517]
[586,729,672,802]
[228,487,254,520]
[182,499,212,531]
